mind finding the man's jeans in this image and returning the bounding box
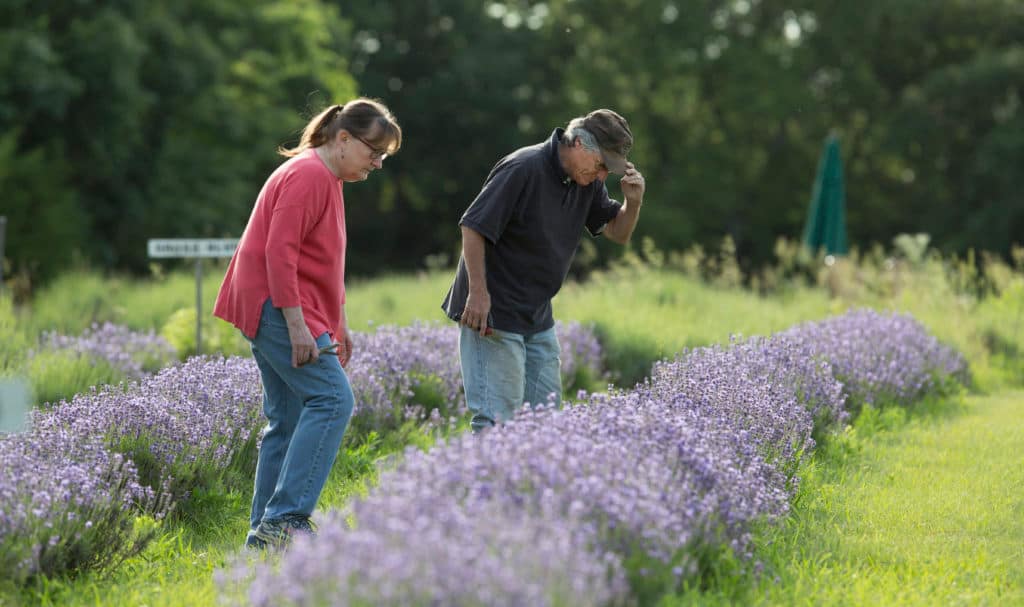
[246,298,354,529]
[459,325,562,432]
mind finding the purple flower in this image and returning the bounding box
[36,322,178,380]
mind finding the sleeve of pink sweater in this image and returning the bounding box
[264,169,329,308]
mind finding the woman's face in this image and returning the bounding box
[337,126,387,182]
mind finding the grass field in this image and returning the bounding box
[2,251,1022,606]
[669,391,1024,606]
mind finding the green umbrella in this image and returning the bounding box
[802,135,848,255]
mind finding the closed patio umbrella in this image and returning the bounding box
[802,135,848,255]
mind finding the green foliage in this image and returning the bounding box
[0,295,29,372]
[25,351,126,407]
[159,307,246,359]
[106,421,259,527]
[0,131,87,286]
[3,1,1022,286]
[0,0,357,285]
[555,249,834,387]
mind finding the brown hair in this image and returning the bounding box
[278,97,402,157]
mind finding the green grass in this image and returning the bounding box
[668,390,1024,606]
[555,265,834,386]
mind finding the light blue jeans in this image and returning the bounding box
[246,298,354,528]
[459,325,562,432]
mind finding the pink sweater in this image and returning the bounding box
[214,149,346,340]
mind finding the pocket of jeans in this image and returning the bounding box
[258,298,285,329]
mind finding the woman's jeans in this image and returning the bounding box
[246,298,354,528]
[459,325,562,432]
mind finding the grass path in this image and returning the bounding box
[677,390,1024,606]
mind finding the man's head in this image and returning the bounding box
[561,109,633,185]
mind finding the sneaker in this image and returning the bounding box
[252,514,317,550]
[244,529,267,550]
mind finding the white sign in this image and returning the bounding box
[0,377,31,433]
[147,238,238,259]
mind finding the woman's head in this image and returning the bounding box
[280,98,402,181]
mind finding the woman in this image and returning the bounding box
[214,98,402,549]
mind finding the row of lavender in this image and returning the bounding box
[38,322,179,381]
[229,310,968,607]
[0,321,603,584]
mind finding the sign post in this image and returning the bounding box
[147,238,237,355]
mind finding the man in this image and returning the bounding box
[441,108,646,432]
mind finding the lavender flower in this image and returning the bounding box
[344,323,464,432]
[779,309,969,408]
[29,356,264,502]
[224,309,967,605]
[343,321,605,434]
[232,394,788,604]
[235,492,627,607]
[642,333,847,477]
[0,425,157,584]
[557,320,606,390]
[37,322,178,380]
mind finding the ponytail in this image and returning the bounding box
[279,98,402,158]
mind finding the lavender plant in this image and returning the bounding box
[230,394,789,604]
[643,333,847,480]
[228,492,628,607]
[224,309,968,606]
[344,323,463,437]
[343,321,606,437]
[0,315,600,589]
[0,425,161,584]
[558,320,606,392]
[29,356,264,505]
[779,309,969,410]
[39,322,178,380]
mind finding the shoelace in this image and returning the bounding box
[283,514,317,533]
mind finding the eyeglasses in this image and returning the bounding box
[351,134,388,161]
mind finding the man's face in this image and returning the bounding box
[570,142,611,186]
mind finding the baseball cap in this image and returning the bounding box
[579,109,633,174]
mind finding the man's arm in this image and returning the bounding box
[460,225,492,336]
[603,162,646,245]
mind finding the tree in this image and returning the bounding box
[0,0,358,281]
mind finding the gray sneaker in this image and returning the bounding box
[244,529,267,550]
[252,514,316,550]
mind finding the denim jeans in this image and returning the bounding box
[458,325,562,432]
[246,298,354,528]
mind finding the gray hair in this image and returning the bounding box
[564,121,601,153]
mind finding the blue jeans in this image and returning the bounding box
[459,325,562,432]
[246,298,354,528]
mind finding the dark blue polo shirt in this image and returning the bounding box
[441,128,622,335]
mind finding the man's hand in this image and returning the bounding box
[461,288,492,336]
[620,161,645,202]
